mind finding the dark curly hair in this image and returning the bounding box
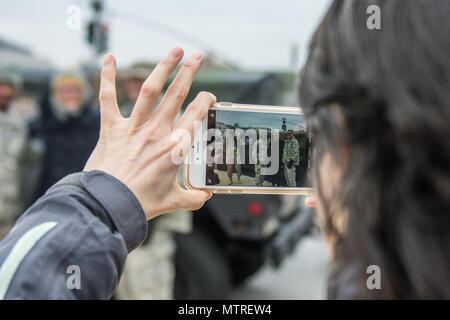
[300,0,450,299]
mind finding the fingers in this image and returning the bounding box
[130,47,184,129]
[178,189,212,211]
[99,54,121,127]
[174,91,216,141]
[305,195,317,208]
[152,52,204,126]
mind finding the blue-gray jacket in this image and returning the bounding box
[0,170,148,299]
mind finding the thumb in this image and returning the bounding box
[305,195,317,208]
[179,189,213,211]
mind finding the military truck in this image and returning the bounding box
[172,68,316,299]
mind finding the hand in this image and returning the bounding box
[287,160,294,169]
[305,195,317,207]
[84,47,216,220]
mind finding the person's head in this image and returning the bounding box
[124,77,145,102]
[287,129,294,139]
[123,66,151,102]
[234,122,240,129]
[51,73,87,112]
[0,69,22,112]
[300,0,450,299]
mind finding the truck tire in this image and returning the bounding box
[174,229,231,300]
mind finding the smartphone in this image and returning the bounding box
[185,102,313,194]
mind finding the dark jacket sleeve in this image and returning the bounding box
[0,170,148,300]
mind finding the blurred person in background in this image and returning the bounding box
[115,64,193,300]
[0,69,28,241]
[29,72,100,200]
[119,64,149,117]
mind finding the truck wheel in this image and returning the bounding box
[174,229,231,300]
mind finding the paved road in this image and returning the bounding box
[229,234,329,300]
[214,170,273,187]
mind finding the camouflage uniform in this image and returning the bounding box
[226,130,243,184]
[226,146,242,183]
[254,138,269,186]
[254,163,264,186]
[0,107,28,240]
[116,210,192,299]
[282,136,299,187]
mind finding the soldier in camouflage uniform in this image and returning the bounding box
[115,66,192,300]
[0,69,28,241]
[226,123,242,185]
[282,129,300,187]
[116,208,192,300]
[254,136,270,186]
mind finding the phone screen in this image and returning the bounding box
[205,109,312,188]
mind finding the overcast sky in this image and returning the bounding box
[0,0,331,70]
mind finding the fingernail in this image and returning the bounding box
[171,47,183,57]
[192,52,202,60]
[104,54,115,67]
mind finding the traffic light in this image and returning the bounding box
[86,0,107,55]
[86,21,95,44]
[86,21,108,54]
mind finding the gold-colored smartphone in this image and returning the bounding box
[185,102,313,194]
